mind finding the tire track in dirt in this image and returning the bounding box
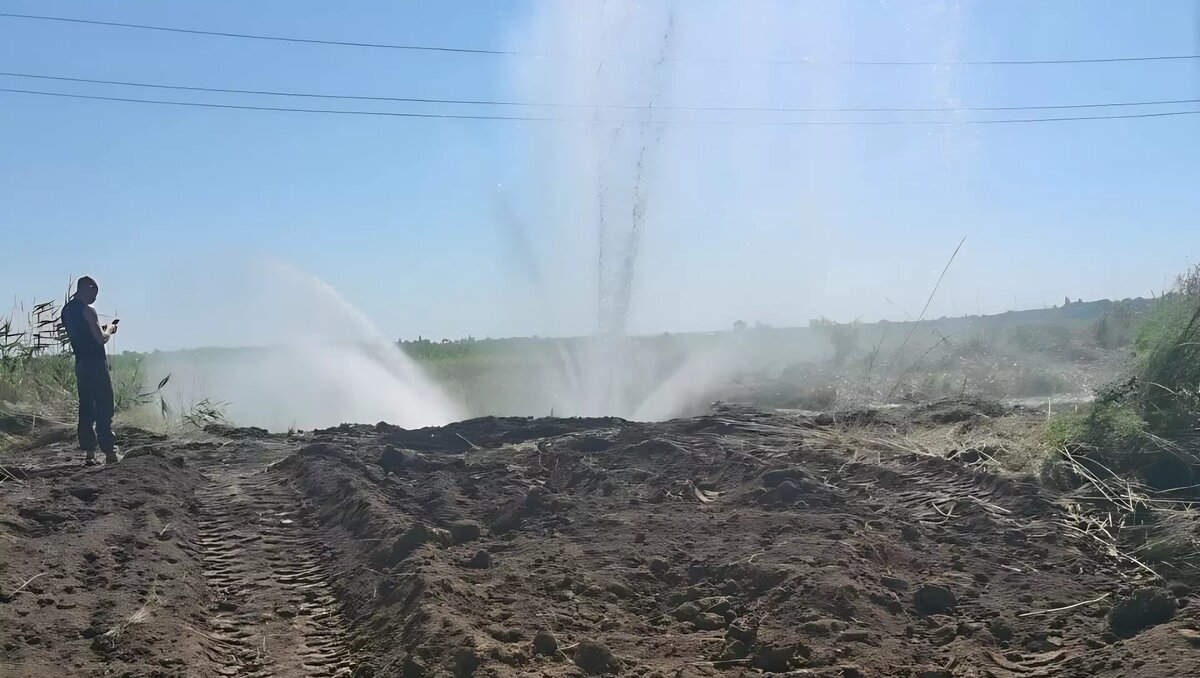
[193,443,354,677]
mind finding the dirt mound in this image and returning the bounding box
[910,396,1012,426]
[0,446,207,676]
[279,412,1197,677]
[369,415,631,453]
[808,397,1012,431]
[2,409,1198,677]
[201,423,274,439]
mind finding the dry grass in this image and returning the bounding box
[767,405,1200,584]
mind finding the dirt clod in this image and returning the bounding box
[672,601,702,623]
[648,557,670,577]
[68,486,100,502]
[692,613,727,631]
[403,655,428,678]
[379,445,410,475]
[89,633,116,654]
[720,639,749,660]
[466,549,492,569]
[914,584,958,616]
[751,645,796,674]
[988,617,1014,642]
[454,647,481,677]
[532,629,558,656]
[726,622,756,645]
[380,523,450,568]
[487,626,524,643]
[763,480,806,503]
[1109,587,1177,637]
[931,624,957,645]
[449,520,483,544]
[800,620,847,636]
[696,596,731,616]
[761,467,812,488]
[575,639,620,675]
[957,621,984,636]
[524,487,548,512]
[839,629,872,643]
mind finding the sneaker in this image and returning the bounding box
[104,450,119,464]
[83,456,100,467]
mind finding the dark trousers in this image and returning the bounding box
[75,358,114,454]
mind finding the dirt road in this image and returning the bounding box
[1,406,1197,677]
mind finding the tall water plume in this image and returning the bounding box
[500,1,967,420]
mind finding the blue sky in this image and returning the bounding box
[1,1,1198,351]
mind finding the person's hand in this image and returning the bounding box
[105,322,119,336]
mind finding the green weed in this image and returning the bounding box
[1043,402,1147,452]
[1131,265,1200,431]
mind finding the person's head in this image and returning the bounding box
[76,276,99,304]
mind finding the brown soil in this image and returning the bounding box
[2,408,1198,677]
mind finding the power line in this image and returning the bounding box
[4,71,1199,113]
[3,11,1199,66]
[0,88,568,122]
[0,12,510,56]
[4,86,1200,125]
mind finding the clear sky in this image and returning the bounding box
[2,1,1198,351]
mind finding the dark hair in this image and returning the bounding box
[77,276,98,291]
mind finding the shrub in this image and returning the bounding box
[1043,402,1147,452]
[1131,265,1200,431]
[1040,402,1156,489]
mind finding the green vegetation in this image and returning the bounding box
[1,349,148,420]
[1039,266,1200,491]
[1130,265,1200,431]
[1,301,173,447]
[1063,266,1200,437]
[1030,272,1200,579]
[1043,401,1147,453]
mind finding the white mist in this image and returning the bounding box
[147,258,461,431]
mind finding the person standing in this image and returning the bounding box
[60,277,119,465]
